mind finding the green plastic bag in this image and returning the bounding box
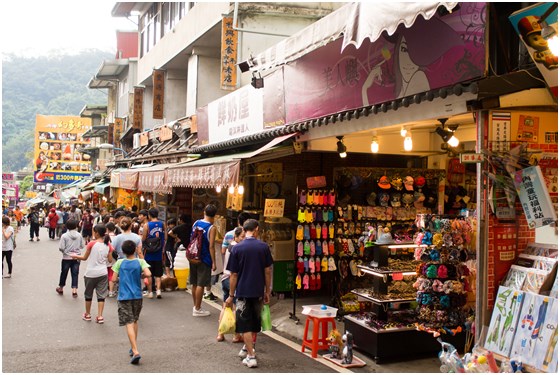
[218,307,236,335]
[261,304,272,331]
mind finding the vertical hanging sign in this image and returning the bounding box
[114,118,124,148]
[491,112,511,152]
[152,69,165,119]
[133,87,144,130]
[220,16,238,91]
[107,123,114,145]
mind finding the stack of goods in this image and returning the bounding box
[294,188,338,290]
[413,215,473,336]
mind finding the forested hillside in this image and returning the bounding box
[2,50,113,172]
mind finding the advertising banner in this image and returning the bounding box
[509,3,558,97]
[283,2,487,123]
[133,87,144,130]
[513,166,556,228]
[114,117,124,147]
[33,115,92,184]
[152,69,165,119]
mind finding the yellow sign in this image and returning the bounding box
[220,17,238,91]
[25,191,38,198]
[33,115,92,184]
[264,199,285,217]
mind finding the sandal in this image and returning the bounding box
[82,313,92,321]
[216,334,225,342]
[72,291,78,298]
[232,336,244,343]
[96,316,104,324]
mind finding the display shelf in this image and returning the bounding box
[351,289,415,304]
[344,314,416,333]
[358,264,417,276]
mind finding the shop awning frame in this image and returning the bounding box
[244,2,458,73]
[93,181,111,194]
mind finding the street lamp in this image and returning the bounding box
[98,143,128,158]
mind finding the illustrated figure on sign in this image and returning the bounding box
[518,15,558,70]
[362,17,463,105]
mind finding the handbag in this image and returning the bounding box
[143,236,161,253]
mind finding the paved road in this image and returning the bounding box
[2,226,337,373]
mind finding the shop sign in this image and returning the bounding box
[114,118,124,147]
[513,166,556,228]
[133,87,144,130]
[306,176,327,188]
[220,16,238,91]
[33,115,92,184]
[509,3,558,98]
[491,112,511,152]
[3,183,18,198]
[107,123,114,145]
[167,161,240,189]
[460,153,484,164]
[160,125,173,141]
[119,171,139,190]
[2,173,14,181]
[25,191,38,198]
[264,199,285,218]
[137,169,170,194]
[207,85,263,145]
[283,2,486,124]
[140,132,149,146]
[152,69,165,120]
[256,163,283,182]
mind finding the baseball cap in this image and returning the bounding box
[404,176,414,191]
[378,176,391,189]
[414,176,426,188]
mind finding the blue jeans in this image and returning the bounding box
[59,259,80,288]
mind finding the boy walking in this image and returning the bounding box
[112,240,152,365]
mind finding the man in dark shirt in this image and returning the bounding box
[225,219,273,368]
[168,213,192,249]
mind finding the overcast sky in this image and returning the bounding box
[1,0,137,57]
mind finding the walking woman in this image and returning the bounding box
[2,216,15,278]
[47,208,59,240]
[71,224,113,324]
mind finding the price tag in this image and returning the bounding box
[392,272,403,281]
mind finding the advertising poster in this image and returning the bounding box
[513,166,556,228]
[509,3,558,97]
[485,286,525,357]
[33,115,92,184]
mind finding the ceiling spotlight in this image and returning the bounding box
[435,122,460,147]
[400,127,407,137]
[371,136,379,153]
[215,186,222,193]
[237,185,245,195]
[404,132,413,151]
[447,135,460,147]
[228,186,235,195]
[251,71,264,89]
[336,136,347,158]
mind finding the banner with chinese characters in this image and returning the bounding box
[33,115,92,184]
[133,87,144,130]
[264,199,285,217]
[114,117,124,147]
[207,84,263,144]
[513,166,556,228]
[152,69,165,119]
[220,16,238,90]
[491,112,511,152]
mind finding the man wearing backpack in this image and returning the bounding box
[141,208,165,299]
[27,207,41,242]
[189,204,217,317]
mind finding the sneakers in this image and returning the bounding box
[203,292,217,301]
[108,291,116,298]
[192,307,210,317]
[156,289,162,299]
[238,346,256,358]
[144,292,153,299]
[242,356,258,368]
[4,274,11,279]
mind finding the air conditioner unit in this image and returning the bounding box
[133,133,141,149]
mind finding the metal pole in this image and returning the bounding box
[475,110,489,338]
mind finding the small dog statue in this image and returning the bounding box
[161,276,178,292]
[327,329,344,359]
[342,331,354,364]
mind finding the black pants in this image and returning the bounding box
[3,251,13,275]
[59,259,79,288]
[48,227,56,239]
[30,223,40,239]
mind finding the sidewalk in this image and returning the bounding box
[205,283,442,373]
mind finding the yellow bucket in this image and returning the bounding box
[174,268,190,289]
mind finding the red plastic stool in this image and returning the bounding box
[301,315,337,358]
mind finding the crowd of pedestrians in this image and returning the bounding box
[2,202,274,368]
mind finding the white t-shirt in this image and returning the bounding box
[2,226,15,251]
[84,240,112,278]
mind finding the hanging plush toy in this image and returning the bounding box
[422,231,433,245]
[432,233,443,248]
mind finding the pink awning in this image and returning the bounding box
[167,160,240,189]
[136,164,172,194]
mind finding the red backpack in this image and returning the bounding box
[186,227,204,264]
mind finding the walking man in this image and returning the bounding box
[190,204,217,317]
[225,219,273,368]
[141,208,165,299]
[27,207,41,241]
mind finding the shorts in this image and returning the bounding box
[84,275,109,301]
[146,260,163,277]
[165,248,177,268]
[221,277,237,303]
[82,228,93,238]
[118,299,143,326]
[235,297,263,334]
[188,262,211,287]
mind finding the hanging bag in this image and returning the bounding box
[261,304,272,331]
[218,307,236,335]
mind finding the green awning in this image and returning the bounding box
[94,181,111,194]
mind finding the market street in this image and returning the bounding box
[2,227,337,373]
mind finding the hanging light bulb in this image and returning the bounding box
[237,185,244,195]
[404,131,413,151]
[400,127,407,137]
[147,199,152,204]
[370,136,379,153]
[140,195,145,202]
[215,185,222,193]
[447,135,460,148]
[541,20,559,56]
[228,186,235,195]
[336,136,347,158]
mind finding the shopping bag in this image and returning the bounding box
[218,307,236,335]
[261,304,272,331]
